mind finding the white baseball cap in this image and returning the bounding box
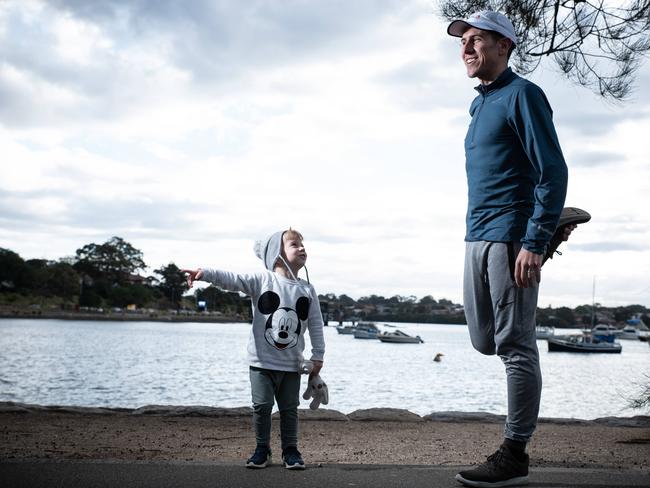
[447,10,517,45]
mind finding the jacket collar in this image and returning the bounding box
[474,67,516,95]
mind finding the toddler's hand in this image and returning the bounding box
[181,269,203,287]
[310,360,323,377]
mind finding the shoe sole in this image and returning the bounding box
[454,473,528,488]
[245,462,268,469]
[284,462,306,470]
[557,207,591,228]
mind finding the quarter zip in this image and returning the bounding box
[467,93,486,148]
[466,69,514,149]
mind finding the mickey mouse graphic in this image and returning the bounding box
[257,290,310,350]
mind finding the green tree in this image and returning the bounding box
[439,0,650,100]
[154,263,189,309]
[108,284,155,308]
[21,259,80,299]
[0,248,29,291]
[337,294,356,306]
[46,261,81,300]
[419,295,438,305]
[74,236,146,286]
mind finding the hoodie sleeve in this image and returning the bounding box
[306,284,325,362]
[199,268,262,297]
[510,83,568,254]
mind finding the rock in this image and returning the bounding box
[297,408,349,421]
[131,405,252,417]
[592,416,650,428]
[0,402,30,414]
[347,408,423,422]
[424,411,505,423]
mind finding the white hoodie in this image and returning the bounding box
[200,268,325,372]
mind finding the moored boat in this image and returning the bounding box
[590,324,620,337]
[353,322,380,339]
[378,329,424,344]
[625,316,650,341]
[618,324,641,340]
[336,325,356,335]
[535,325,555,339]
[547,334,622,353]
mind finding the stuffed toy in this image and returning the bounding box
[302,374,329,410]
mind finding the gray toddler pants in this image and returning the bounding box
[463,241,542,442]
[249,366,301,449]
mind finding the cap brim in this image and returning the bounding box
[447,20,471,38]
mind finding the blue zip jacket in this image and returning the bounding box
[464,68,568,254]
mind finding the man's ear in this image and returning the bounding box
[498,37,513,57]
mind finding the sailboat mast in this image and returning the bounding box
[590,276,596,328]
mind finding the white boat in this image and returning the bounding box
[621,318,650,341]
[618,324,641,340]
[547,334,622,353]
[353,322,380,339]
[378,329,424,344]
[590,324,620,337]
[536,325,555,339]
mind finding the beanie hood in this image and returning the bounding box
[253,231,285,271]
[253,230,311,284]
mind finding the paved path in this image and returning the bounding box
[2,461,649,487]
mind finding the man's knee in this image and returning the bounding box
[470,335,496,355]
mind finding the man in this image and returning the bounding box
[447,11,569,488]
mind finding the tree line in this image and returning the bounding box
[320,293,650,328]
[1,237,220,312]
[1,236,648,326]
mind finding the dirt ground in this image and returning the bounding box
[1,404,648,469]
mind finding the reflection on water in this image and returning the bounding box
[0,319,648,419]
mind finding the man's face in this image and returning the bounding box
[460,27,506,84]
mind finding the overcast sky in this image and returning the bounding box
[2,0,649,308]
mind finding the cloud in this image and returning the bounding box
[0,0,428,130]
[373,59,475,112]
[570,242,648,252]
[0,185,222,238]
[44,0,411,80]
[528,66,650,138]
[568,150,626,168]
[0,1,649,308]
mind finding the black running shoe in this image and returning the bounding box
[455,445,529,487]
[246,445,271,469]
[282,446,306,470]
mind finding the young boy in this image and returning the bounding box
[183,229,325,470]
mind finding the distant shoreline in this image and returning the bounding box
[0,310,467,326]
[0,310,249,324]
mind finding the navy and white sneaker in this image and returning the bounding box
[246,445,271,469]
[282,446,306,470]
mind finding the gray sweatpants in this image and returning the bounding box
[249,367,301,449]
[463,241,541,442]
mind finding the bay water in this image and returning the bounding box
[1,318,648,419]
